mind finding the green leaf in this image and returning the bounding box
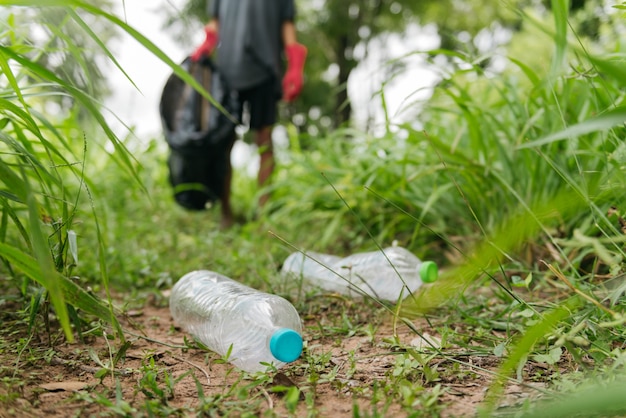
[28,288,45,336]
[493,343,506,358]
[0,158,28,202]
[66,8,139,91]
[482,298,580,414]
[518,106,626,149]
[588,54,626,87]
[607,276,626,307]
[20,165,72,341]
[0,45,142,192]
[0,242,124,337]
[517,308,535,318]
[533,346,562,365]
[94,368,109,379]
[512,273,533,288]
[285,386,301,409]
[508,57,541,87]
[113,341,132,368]
[0,0,236,122]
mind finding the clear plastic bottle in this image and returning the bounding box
[169,270,303,373]
[281,246,437,302]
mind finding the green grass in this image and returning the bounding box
[1,1,626,417]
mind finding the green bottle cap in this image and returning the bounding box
[419,261,438,283]
[269,328,303,363]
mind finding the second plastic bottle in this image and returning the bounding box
[281,246,437,302]
[169,270,303,373]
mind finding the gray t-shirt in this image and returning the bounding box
[211,0,295,90]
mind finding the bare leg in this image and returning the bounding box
[255,126,274,207]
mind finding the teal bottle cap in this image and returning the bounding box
[419,261,438,283]
[270,328,303,363]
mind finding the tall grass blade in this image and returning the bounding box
[0,42,28,108]
[517,380,626,417]
[65,8,138,91]
[0,197,29,252]
[550,0,568,75]
[403,191,587,315]
[479,297,580,417]
[518,105,626,148]
[22,174,72,341]
[85,177,125,343]
[0,0,236,122]
[0,159,28,203]
[0,242,124,336]
[508,57,541,87]
[0,45,141,187]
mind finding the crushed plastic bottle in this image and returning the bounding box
[169,270,303,373]
[281,246,437,302]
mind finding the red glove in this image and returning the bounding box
[282,43,307,102]
[191,27,218,62]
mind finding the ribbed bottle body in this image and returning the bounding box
[282,247,429,301]
[170,270,302,372]
[282,251,346,293]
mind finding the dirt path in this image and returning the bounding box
[0,296,547,417]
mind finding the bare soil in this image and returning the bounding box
[0,293,549,418]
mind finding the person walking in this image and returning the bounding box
[191,0,307,227]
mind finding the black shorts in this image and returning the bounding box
[237,77,280,130]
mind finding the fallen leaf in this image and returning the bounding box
[40,381,90,392]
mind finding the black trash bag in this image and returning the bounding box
[159,56,240,210]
